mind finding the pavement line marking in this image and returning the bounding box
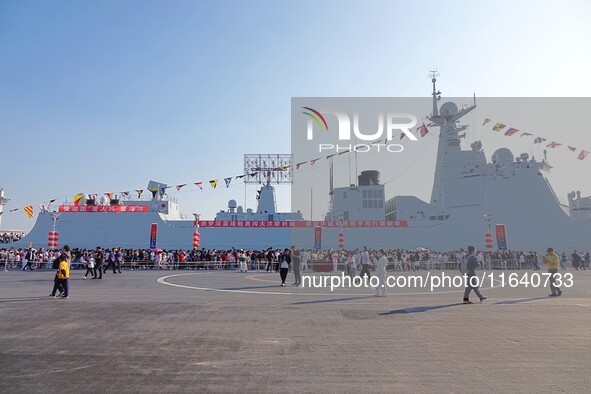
[156,273,502,297]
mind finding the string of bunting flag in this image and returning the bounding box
[3,122,435,219]
[482,118,589,160]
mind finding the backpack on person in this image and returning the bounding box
[52,255,63,270]
[459,257,468,274]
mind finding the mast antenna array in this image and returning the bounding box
[243,154,293,186]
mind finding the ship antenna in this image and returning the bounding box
[429,70,441,117]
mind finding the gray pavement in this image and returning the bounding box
[1,268,590,393]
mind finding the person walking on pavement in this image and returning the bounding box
[93,247,104,279]
[348,253,358,280]
[83,252,95,279]
[374,249,388,297]
[50,245,71,298]
[544,247,562,297]
[279,249,291,286]
[115,248,123,273]
[359,247,371,279]
[291,246,301,287]
[463,245,486,304]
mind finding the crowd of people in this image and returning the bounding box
[0,232,24,244]
[1,245,589,272]
[33,244,582,301]
[0,243,585,303]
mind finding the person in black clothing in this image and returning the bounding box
[571,251,581,270]
[94,247,104,279]
[279,249,291,286]
[463,245,486,304]
[265,248,274,272]
[23,248,35,271]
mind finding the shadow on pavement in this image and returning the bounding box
[379,303,464,315]
[493,297,548,305]
[292,296,375,305]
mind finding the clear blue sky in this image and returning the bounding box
[1,0,590,231]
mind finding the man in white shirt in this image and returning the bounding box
[374,250,388,297]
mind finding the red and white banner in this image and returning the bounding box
[495,224,508,251]
[295,220,408,228]
[196,220,408,228]
[58,205,150,213]
[197,220,295,228]
[149,223,158,249]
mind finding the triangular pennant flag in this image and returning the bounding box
[296,161,307,170]
[49,198,57,204]
[89,194,97,200]
[492,122,506,131]
[578,150,589,160]
[418,123,429,137]
[9,208,19,213]
[105,192,114,200]
[73,194,84,206]
[149,187,158,198]
[520,132,532,137]
[568,146,576,152]
[310,158,320,166]
[0,212,3,217]
[160,187,167,196]
[546,141,561,148]
[194,182,203,190]
[24,205,33,218]
[121,191,130,198]
[136,189,144,198]
[534,137,546,144]
[504,128,519,136]
[249,172,259,177]
[209,180,218,189]
[224,177,232,188]
[482,118,491,125]
[176,184,187,191]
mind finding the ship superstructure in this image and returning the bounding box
[5,76,591,252]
